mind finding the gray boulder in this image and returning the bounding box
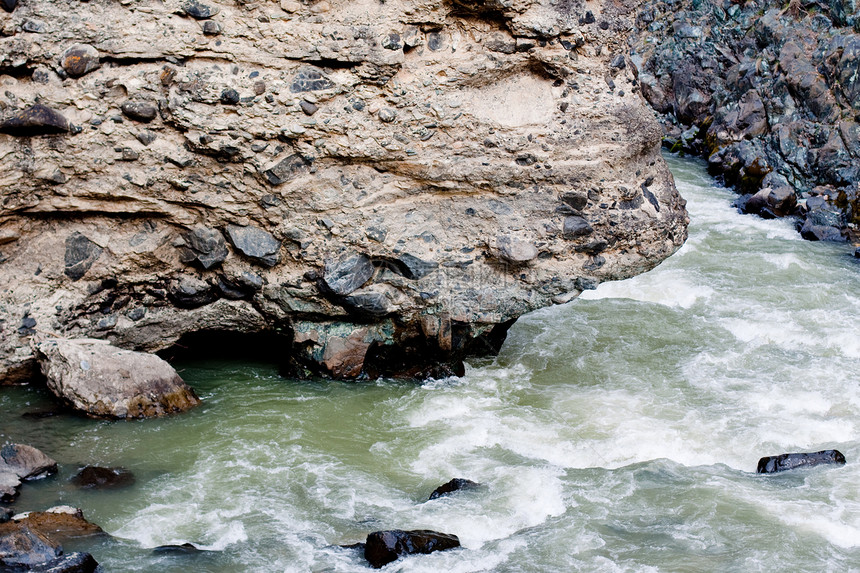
[35,338,200,419]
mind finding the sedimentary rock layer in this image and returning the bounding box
[0,0,688,380]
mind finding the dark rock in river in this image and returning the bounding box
[71,466,135,489]
[0,526,61,568]
[743,187,798,219]
[0,508,12,524]
[364,529,460,568]
[29,552,99,572]
[153,542,204,554]
[428,478,480,500]
[0,105,70,137]
[757,449,846,474]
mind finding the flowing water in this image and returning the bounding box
[2,155,860,572]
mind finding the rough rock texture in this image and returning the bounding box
[0,507,101,572]
[0,0,688,381]
[364,529,460,568]
[70,465,135,489]
[8,506,105,544]
[631,0,860,244]
[0,444,57,502]
[427,477,479,500]
[35,338,200,418]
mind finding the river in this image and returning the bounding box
[2,155,860,572]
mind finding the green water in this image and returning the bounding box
[2,155,860,572]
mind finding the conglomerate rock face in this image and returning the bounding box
[0,0,688,381]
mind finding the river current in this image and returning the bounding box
[2,155,860,572]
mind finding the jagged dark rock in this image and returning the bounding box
[0,105,70,137]
[224,225,281,267]
[757,449,847,474]
[428,478,480,500]
[70,466,136,489]
[364,530,460,568]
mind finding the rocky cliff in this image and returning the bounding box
[632,0,859,244]
[0,0,688,382]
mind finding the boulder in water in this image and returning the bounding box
[152,542,204,554]
[0,444,58,480]
[428,478,480,500]
[70,466,135,489]
[36,338,200,419]
[364,529,460,568]
[757,450,846,474]
[9,506,105,544]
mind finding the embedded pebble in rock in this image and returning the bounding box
[0,0,688,381]
[225,225,281,267]
[563,216,594,238]
[60,44,100,78]
[120,101,158,123]
[0,105,70,136]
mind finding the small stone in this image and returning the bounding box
[427,32,444,51]
[64,232,102,281]
[127,307,146,321]
[396,253,438,279]
[1,0,17,13]
[17,316,36,336]
[202,20,221,35]
[96,315,117,330]
[563,216,594,238]
[169,275,217,308]
[181,226,229,269]
[61,44,100,78]
[496,235,538,264]
[378,108,397,123]
[0,104,70,137]
[121,101,158,123]
[300,100,319,116]
[121,148,140,161]
[224,224,281,267]
[220,88,240,105]
[22,19,47,33]
[263,153,312,185]
[381,33,402,50]
[580,10,595,24]
[136,130,157,146]
[290,67,335,93]
[183,0,219,19]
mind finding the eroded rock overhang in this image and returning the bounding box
[0,0,688,381]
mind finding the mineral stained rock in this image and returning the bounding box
[35,338,200,419]
[0,0,688,381]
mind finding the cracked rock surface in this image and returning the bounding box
[0,0,688,380]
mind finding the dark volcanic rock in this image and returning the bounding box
[743,187,798,219]
[396,253,438,279]
[1,0,17,13]
[263,154,312,185]
[428,478,480,500]
[64,233,102,281]
[364,530,460,568]
[169,275,218,307]
[0,526,60,568]
[563,216,594,238]
[180,227,229,269]
[120,101,158,123]
[30,552,99,572]
[183,0,219,19]
[290,67,335,93]
[70,466,135,489]
[0,105,70,137]
[224,225,281,267]
[322,254,374,296]
[61,44,100,78]
[757,449,846,474]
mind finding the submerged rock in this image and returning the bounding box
[428,478,480,500]
[35,338,200,419]
[70,466,135,489]
[756,450,846,474]
[364,530,460,568]
[152,542,204,554]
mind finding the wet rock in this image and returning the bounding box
[0,105,70,137]
[496,235,538,264]
[64,233,102,281]
[0,472,21,502]
[322,254,374,296]
[0,526,60,568]
[341,291,392,317]
[120,101,158,123]
[224,225,281,267]
[153,543,203,554]
[799,220,845,242]
[364,530,460,568]
[0,508,11,523]
[1,0,17,13]
[35,338,200,419]
[9,506,104,544]
[183,0,219,19]
[428,478,479,500]
[70,466,135,489]
[263,154,312,185]
[563,216,594,238]
[180,227,228,269]
[0,444,58,480]
[757,450,846,473]
[29,552,99,572]
[61,44,100,78]
[743,187,797,219]
[169,275,217,308]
